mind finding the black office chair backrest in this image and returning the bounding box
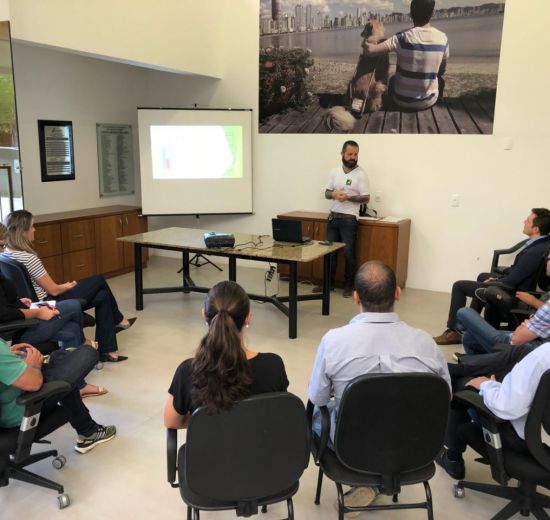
[0,256,38,300]
[524,369,550,472]
[335,373,450,475]
[184,392,309,501]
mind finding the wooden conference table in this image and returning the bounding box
[118,227,344,339]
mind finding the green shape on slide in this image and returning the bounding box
[222,126,243,178]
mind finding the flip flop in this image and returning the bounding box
[115,317,137,334]
[100,354,129,363]
[80,386,108,399]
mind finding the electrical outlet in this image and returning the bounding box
[374,191,382,203]
[266,265,276,282]
[451,194,460,207]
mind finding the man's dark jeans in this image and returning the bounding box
[327,214,358,287]
[447,272,492,330]
[42,346,99,436]
[445,345,534,456]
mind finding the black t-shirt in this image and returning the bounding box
[168,352,289,415]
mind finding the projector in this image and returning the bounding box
[203,232,235,248]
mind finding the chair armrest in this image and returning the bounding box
[13,381,70,464]
[309,401,330,465]
[0,318,40,341]
[454,390,509,485]
[167,428,179,488]
[483,280,515,293]
[16,380,70,407]
[0,318,40,334]
[491,240,528,272]
[454,390,505,423]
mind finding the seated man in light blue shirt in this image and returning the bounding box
[308,260,451,514]
[437,342,550,480]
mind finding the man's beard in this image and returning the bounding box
[342,159,357,169]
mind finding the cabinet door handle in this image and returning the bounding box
[37,240,48,245]
[73,234,84,239]
[125,216,128,226]
[76,264,85,268]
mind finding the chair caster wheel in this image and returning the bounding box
[454,484,465,498]
[52,455,66,469]
[95,362,104,370]
[58,493,70,509]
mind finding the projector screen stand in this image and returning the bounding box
[184,254,223,272]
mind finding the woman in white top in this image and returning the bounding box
[3,210,134,362]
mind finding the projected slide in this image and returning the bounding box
[150,125,243,179]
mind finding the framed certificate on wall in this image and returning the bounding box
[96,123,134,197]
[38,120,75,182]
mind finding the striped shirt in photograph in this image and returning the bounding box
[383,26,449,110]
[2,249,48,300]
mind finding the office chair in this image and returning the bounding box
[490,239,529,275]
[309,373,450,520]
[0,255,96,328]
[453,370,550,519]
[167,392,310,519]
[483,253,550,330]
[0,317,40,342]
[0,380,71,508]
[0,316,59,355]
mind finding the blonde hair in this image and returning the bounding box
[0,223,7,242]
[4,210,36,254]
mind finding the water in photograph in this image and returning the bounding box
[260,14,504,65]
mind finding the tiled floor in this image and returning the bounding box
[0,256,534,519]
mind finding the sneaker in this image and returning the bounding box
[436,449,465,480]
[335,487,377,518]
[342,286,354,298]
[75,425,116,454]
[453,352,465,362]
[433,329,462,345]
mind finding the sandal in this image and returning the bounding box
[80,385,108,399]
[100,353,128,363]
[115,317,137,334]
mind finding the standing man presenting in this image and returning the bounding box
[318,140,370,298]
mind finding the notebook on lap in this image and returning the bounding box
[272,218,311,243]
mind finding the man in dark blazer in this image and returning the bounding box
[434,208,550,345]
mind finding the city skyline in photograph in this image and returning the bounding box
[260,0,503,19]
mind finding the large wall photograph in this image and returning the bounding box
[259,0,505,134]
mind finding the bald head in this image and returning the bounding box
[354,261,397,312]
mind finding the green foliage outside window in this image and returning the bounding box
[0,74,17,147]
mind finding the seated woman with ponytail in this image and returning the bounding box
[164,281,289,428]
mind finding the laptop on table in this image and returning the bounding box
[272,218,311,244]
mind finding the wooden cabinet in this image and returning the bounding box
[95,211,148,275]
[277,211,411,288]
[33,205,148,282]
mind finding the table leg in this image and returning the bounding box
[182,251,190,293]
[322,253,331,316]
[289,261,297,339]
[229,258,237,281]
[135,243,143,310]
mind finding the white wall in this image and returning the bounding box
[8,0,223,78]
[12,43,217,215]
[8,0,550,292]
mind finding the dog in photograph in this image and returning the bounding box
[325,19,389,132]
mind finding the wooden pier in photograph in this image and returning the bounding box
[259,93,495,134]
